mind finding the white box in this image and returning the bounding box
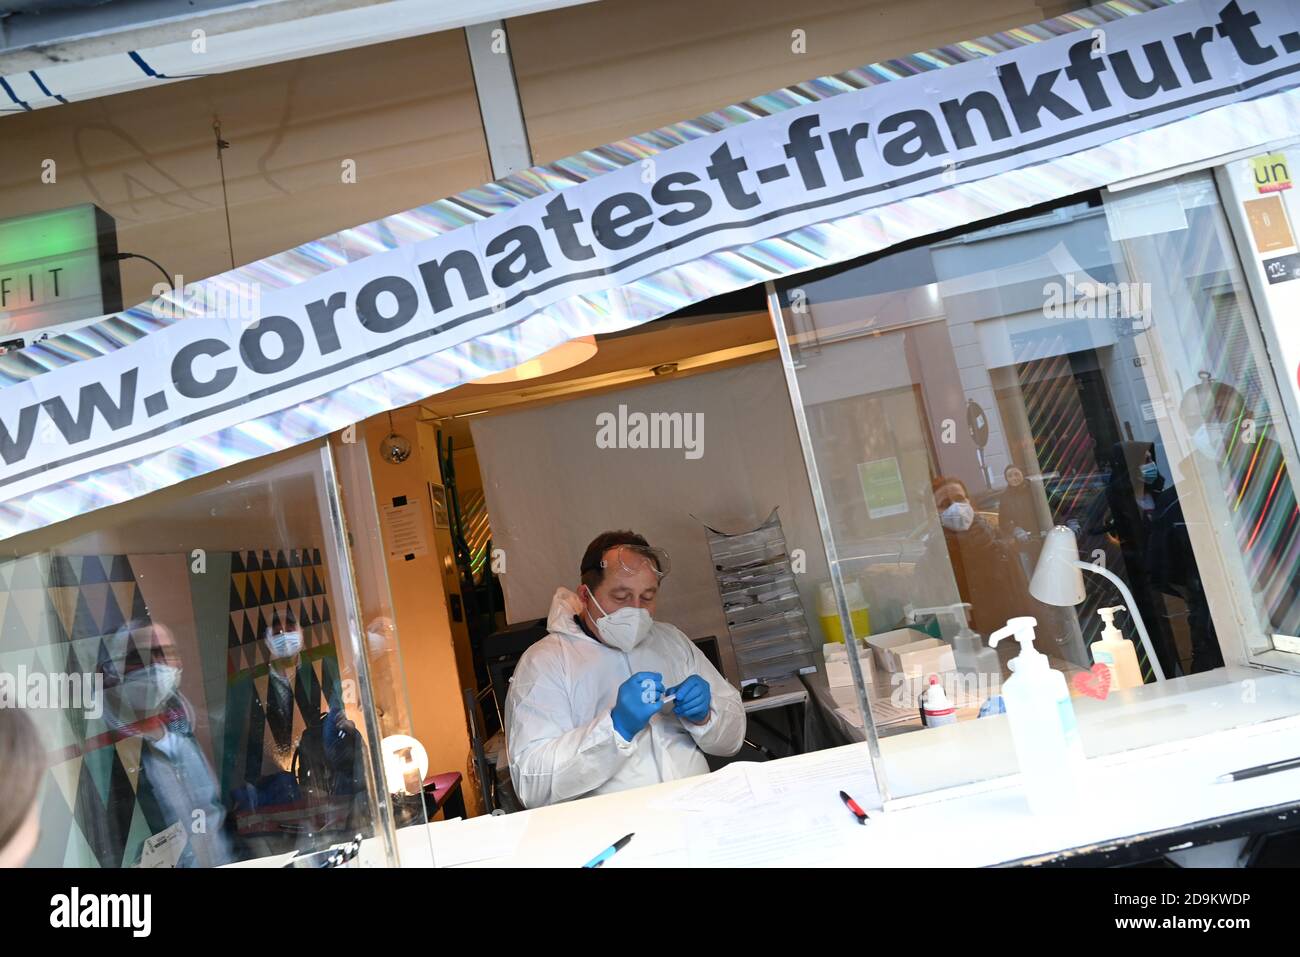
[892,639,956,678]
[866,628,931,672]
[825,647,875,688]
[866,627,956,676]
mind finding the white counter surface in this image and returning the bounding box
[231,669,1300,868]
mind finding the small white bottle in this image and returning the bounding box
[987,616,1086,816]
[921,675,957,727]
[1091,605,1143,690]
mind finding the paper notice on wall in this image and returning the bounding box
[1103,181,1188,241]
[858,457,908,519]
[1244,196,1296,254]
[1252,152,1293,193]
[381,497,429,562]
[1225,152,1300,438]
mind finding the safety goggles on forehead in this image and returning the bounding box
[601,544,671,580]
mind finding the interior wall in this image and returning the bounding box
[416,419,477,703]
[361,407,476,810]
[453,446,483,494]
[470,359,830,678]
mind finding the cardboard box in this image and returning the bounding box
[824,642,875,688]
[866,627,930,671]
[866,627,956,675]
[893,639,956,678]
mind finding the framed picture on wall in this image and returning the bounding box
[429,482,450,528]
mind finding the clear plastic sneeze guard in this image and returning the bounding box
[0,438,417,867]
[769,168,1300,805]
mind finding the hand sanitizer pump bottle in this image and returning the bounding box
[988,617,1086,816]
[905,602,1001,682]
[1091,605,1144,690]
[945,603,1003,683]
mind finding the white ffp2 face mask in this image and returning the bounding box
[586,590,653,651]
[941,501,976,532]
[120,663,182,714]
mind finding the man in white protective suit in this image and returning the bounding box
[505,530,745,807]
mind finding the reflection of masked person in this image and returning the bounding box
[100,620,230,867]
[1105,442,1177,678]
[931,476,1035,648]
[997,465,1038,543]
[267,619,362,801]
[265,624,304,752]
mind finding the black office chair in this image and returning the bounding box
[691,635,779,763]
[484,617,549,728]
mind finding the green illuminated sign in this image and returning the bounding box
[0,204,121,340]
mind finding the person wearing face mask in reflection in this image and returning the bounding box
[265,620,306,754]
[932,476,1035,650]
[1104,441,1178,679]
[99,619,231,867]
[227,616,317,834]
[997,466,1040,545]
[505,531,745,808]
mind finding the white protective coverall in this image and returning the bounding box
[505,589,746,808]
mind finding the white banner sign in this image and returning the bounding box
[3,0,1300,506]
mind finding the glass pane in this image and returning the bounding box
[329,425,436,859]
[774,172,1300,799]
[1108,177,1300,657]
[0,441,394,866]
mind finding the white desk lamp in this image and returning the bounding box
[1029,525,1166,682]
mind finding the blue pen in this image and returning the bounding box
[584,833,635,868]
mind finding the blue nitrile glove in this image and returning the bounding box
[611,671,665,742]
[669,674,712,723]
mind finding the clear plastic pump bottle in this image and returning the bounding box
[988,616,1086,816]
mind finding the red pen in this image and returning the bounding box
[839,790,869,825]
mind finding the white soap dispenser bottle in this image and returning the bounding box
[1090,605,1143,690]
[946,603,1003,682]
[987,616,1086,816]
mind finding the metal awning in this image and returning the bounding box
[0,0,596,114]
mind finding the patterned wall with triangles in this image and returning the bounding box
[220,548,343,832]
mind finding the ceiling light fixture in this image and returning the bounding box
[473,335,597,385]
